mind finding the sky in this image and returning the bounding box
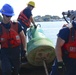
[0,0,76,19]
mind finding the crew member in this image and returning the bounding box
[0,4,26,75]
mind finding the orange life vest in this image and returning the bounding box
[17,10,31,27]
[0,21,21,48]
[63,27,76,58]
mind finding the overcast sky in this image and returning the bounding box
[0,0,76,19]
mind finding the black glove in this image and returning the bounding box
[34,25,37,28]
[57,62,66,75]
[21,50,26,57]
[21,50,27,62]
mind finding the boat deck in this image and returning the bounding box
[19,66,51,75]
[0,67,51,75]
[0,62,52,75]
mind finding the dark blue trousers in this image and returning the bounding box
[0,46,21,75]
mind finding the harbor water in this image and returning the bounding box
[35,21,67,46]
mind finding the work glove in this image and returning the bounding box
[57,61,66,75]
[34,24,37,28]
[21,50,27,62]
[22,50,26,57]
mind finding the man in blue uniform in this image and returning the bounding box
[18,1,36,34]
[50,10,76,75]
[17,1,37,61]
[0,4,26,75]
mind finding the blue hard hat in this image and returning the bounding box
[0,4,14,16]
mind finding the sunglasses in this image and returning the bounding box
[5,15,12,18]
[30,5,34,8]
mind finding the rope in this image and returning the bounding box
[43,60,49,75]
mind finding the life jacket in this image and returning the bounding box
[17,10,31,28]
[62,27,76,58]
[0,21,21,48]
